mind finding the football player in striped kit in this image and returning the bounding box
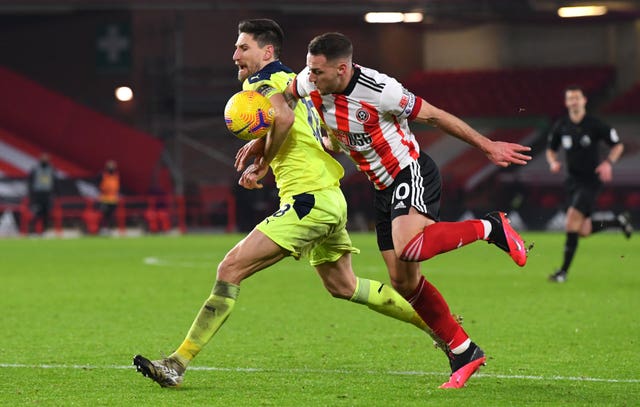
[288,32,532,388]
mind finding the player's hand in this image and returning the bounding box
[595,160,613,183]
[235,138,266,172]
[549,160,562,173]
[321,135,335,151]
[238,163,268,189]
[485,141,532,167]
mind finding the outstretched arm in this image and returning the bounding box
[412,98,531,167]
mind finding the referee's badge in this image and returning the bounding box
[610,128,620,143]
[580,134,592,147]
[561,135,572,149]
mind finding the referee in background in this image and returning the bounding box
[546,85,632,283]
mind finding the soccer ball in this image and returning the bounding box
[224,90,275,140]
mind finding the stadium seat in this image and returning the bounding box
[603,83,640,114]
[624,191,640,209]
[403,66,614,118]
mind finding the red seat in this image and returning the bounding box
[597,191,615,209]
[624,192,640,209]
[541,193,560,209]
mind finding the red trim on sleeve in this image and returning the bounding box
[408,97,423,121]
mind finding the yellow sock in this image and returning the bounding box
[170,280,239,367]
[349,278,448,351]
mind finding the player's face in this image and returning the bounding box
[565,90,587,113]
[233,33,272,82]
[306,53,345,95]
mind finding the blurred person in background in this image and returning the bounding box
[27,153,56,234]
[546,85,633,283]
[97,159,120,232]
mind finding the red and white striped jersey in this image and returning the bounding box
[293,64,422,190]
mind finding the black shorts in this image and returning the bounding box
[374,152,441,251]
[565,176,601,217]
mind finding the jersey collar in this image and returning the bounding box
[339,64,360,95]
[248,60,294,84]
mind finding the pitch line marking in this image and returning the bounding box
[143,256,209,269]
[1,363,638,384]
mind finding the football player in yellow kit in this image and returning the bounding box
[133,19,442,388]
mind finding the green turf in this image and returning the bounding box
[0,232,638,406]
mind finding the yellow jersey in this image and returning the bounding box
[242,61,343,198]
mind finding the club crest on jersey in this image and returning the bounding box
[355,108,370,123]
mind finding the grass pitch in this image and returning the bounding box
[0,231,638,406]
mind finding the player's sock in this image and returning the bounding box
[399,220,490,262]
[350,277,450,351]
[170,280,240,368]
[351,278,427,328]
[560,232,579,272]
[590,218,621,234]
[404,275,469,350]
[349,277,426,326]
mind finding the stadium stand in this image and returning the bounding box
[603,83,640,114]
[0,66,164,194]
[15,194,186,235]
[403,66,615,117]
[0,127,91,178]
[440,127,536,190]
[0,66,190,234]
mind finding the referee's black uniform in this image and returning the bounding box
[547,114,619,217]
[547,114,631,282]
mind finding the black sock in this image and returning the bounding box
[561,232,579,272]
[591,218,621,234]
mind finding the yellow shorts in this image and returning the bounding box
[256,187,359,266]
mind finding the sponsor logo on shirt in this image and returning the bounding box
[561,135,573,149]
[333,129,372,151]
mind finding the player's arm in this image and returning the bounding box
[286,78,339,152]
[238,90,294,189]
[606,142,624,164]
[262,92,294,165]
[412,98,531,167]
[595,142,624,183]
[283,85,299,110]
[236,86,298,172]
[545,120,563,173]
[234,138,264,172]
[546,148,562,173]
[594,123,624,183]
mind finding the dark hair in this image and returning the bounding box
[564,85,585,95]
[308,32,353,61]
[238,19,284,58]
